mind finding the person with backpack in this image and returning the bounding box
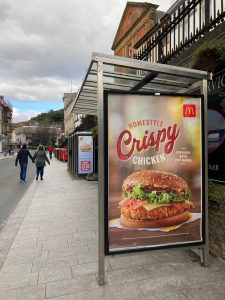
[33,145,50,180]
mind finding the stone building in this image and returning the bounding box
[0,96,13,152]
[63,92,97,140]
[63,93,77,138]
[14,126,58,148]
[112,2,165,58]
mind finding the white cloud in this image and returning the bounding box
[13,107,41,123]
[0,76,79,102]
[0,0,171,106]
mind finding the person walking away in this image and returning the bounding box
[15,143,33,182]
[48,146,54,159]
[33,145,50,180]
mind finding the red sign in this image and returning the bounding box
[183,104,196,117]
[81,160,91,171]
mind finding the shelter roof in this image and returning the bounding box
[72,53,208,116]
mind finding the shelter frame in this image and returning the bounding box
[72,53,209,286]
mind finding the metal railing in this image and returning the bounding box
[134,0,225,63]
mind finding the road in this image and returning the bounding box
[0,155,36,230]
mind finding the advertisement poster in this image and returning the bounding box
[104,92,204,254]
[78,135,93,174]
[208,73,225,183]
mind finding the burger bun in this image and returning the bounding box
[122,170,189,194]
[120,211,190,228]
[80,144,91,152]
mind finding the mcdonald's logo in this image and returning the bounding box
[183,104,196,117]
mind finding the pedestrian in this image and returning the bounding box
[15,143,33,182]
[48,145,54,159]
[33,144,50,180]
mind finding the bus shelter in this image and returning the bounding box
[67,131,94,178]
[72,53,209,285]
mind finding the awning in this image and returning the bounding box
[72,52,208,115]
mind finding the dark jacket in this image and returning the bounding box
[15,147,33,165]
[33,145,50,167]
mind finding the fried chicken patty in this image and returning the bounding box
[119,198,194,220]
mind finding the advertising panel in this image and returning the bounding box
[208,71,225,183]
[77,135,93,175]
[104,92,205,254]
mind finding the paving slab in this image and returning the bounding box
[0,271,38,291]
[38,266,72,284]
[46,274,98,298]
[182,283,225,300]
[0,284,45,300]
[0,262,32,275]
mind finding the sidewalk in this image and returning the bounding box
[0,152,16,160]
[0,159,225,299]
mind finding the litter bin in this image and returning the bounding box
[58,148,63,161]
[62,149,68,162]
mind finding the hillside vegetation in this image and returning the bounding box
[30,109,64,125]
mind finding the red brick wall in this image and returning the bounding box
[136,23,146,43]
[114,5,156,58]
[115,21,151,58]
[117,6,146,44]
[116,48,124,57]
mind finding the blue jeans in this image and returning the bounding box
[36,167,44,178]
[20,163,27,181]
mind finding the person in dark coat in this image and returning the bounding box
[33,145,50,180]
[15,143,33,182]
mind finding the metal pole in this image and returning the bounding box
[68,136,70,171]
[75,134,77,177]
[178,79,209,266]
[200,78,209,267]
[97,61,105,285]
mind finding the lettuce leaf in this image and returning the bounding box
[122,185,191,204]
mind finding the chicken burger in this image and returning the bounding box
[80,144,91,152]
[119,170,193,228]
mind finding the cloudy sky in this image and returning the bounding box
[0,0,171,122]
